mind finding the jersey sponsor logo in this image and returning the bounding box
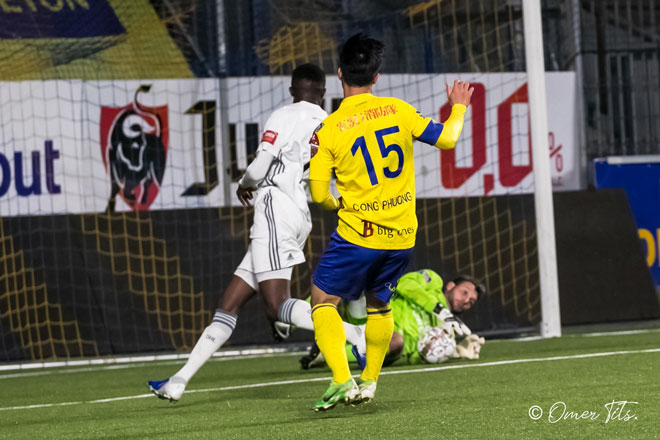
[361,221,415,239]
[100,85,169,211]
[336,104,398,132]
[362,220,374,237]
[374,225,413,239]
[261,130,278,144]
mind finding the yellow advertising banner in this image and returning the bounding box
[0,0,193,80]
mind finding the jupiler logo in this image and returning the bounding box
[100,85,168,212]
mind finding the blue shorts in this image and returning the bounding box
[313,232,414,303]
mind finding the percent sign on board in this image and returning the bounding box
[548,132,563,172]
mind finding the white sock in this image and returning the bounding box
[277,298,366,353]
[172,311,236,383]
[347,296,367,320]
[344,322,366,354]
[278,298,314,331]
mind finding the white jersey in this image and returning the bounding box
[233,100,326,280]
[256,101,327,215]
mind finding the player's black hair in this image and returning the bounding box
[339,33,385,87]
[291,63,326,88]
[451,275,486,300]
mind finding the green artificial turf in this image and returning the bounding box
[1,330,658,439]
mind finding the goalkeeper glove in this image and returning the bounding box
[433,304,471,336]
[451,334,485,360]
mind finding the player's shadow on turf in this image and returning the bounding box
[310,405,380,419]
[223,406,374,429]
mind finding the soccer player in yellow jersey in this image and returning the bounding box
[308,33,474,411]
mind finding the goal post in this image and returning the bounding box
[522,0,562,338]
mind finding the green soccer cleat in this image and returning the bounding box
[313,378,360,411]
[357,378,377,404]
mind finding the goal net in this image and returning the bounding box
[0,0,575,361]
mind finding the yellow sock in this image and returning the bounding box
[312,303,352,384]
[361,306,394,382]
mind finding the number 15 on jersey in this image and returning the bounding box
[351,125,404,186]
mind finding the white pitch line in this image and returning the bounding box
[380,347,660,375]
[0,347,306,372]
[5,328,657,374]
[582,329,660,337]
[0,352,305,381]
[486,327,660,343]
[1,347,659,412]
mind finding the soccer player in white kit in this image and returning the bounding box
[147,64,365,402]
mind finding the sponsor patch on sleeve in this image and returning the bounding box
[261,130,278,144]
[310,132,319,158]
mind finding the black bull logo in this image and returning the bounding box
[100,85,168,212]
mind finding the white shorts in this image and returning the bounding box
[235,267,293,291]
[235,188,311,287]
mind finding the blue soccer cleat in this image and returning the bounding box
[351,344,366,371]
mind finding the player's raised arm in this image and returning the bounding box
[446,79,474,107]
[410,80,474,150]
[439,80,474,148]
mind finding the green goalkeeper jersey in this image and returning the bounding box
[392,269,449,364]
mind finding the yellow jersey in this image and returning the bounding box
[310,93,466,250]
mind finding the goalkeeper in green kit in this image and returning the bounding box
[299,269,486,367]
[386,269,485,365]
